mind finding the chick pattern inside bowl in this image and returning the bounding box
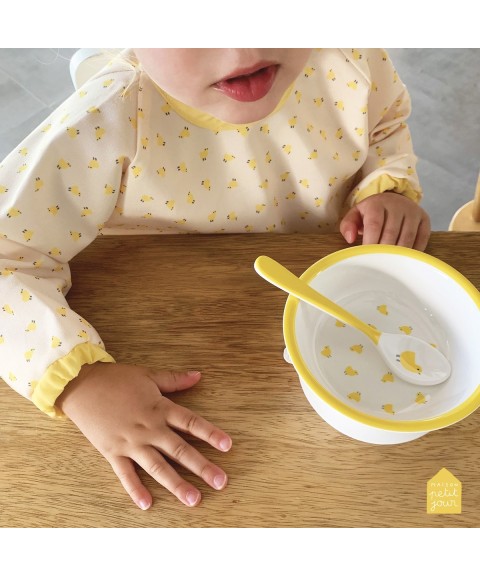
[284,245,480,437]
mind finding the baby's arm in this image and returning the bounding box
[340,49,431,249]
[0,59,231,509]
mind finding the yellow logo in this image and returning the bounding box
[427,468,462,514]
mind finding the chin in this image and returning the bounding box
[211,98,280,125]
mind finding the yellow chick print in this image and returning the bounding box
[415,392,427,404]
[141,136,149,149]
[265,151,272,164]
[289,116,297,128]
[81,206,93,216]
[51,336,62,348]
[381,372,394,383]
[319,129,327,141]
[20,289,32,302]
[201,179,211,191]
[69,231,82,241]
[0,185,8,194]
[382,404,395,414]
[314,197,323,207]
[177,162,188,173]
[334,100,345,111]
[328,176,338,187]
[66,127,79,138]
[355,127,364,137]
[57,159,71,170]
[397,351,422,375]
[299,179,309,188]
[347,391,361,402]
[87,106,100,114]
[304,66,315,77]
[321,346,332,358]
[247,159,257,171]
[377,304,389,315]
[295,90,302,103]
[314,97,324,107]
[88,157,100,169]
[7,208,22,218]
[352,150,361,161]
[187,191,195,204]
[308,149,318,160]
[335,128,343,140]
[95,126,106,140]
[332,152,340,161]
[78,330,88,340]
[178,126,190,138]
[260,124,270,134]
[350,344,363,354]
[265,224,276,232]
[200,148,208,161]
[140,195,154,203]
[223,153,236,163]
[24,349,35,362]
[2,304,14,315]
[34,177,44,192]
[280,171,290,181]
[399,325,413,335]
[227,179,238,189]
[41,208,61,225]
[165,200,175,211]
[25,320,37,332]
[22,229,34,242]
[255,204,267,214]
[351,49,362,60]
[208,210,217,222]
[326,69,336,81]
[48,247,62,257]
[285,191,296,200]
[0,335,4,344]
[156,133,166,147]
[131,165,142,178]
[227,212,237,221]
[103,78,114,88]
[282,144,292,155]
[259,179,269,190]
[347,79,359,90]
[344,366,359,376]
[56,306,67,317]
[69,185,81,196]
[156,166,166,177]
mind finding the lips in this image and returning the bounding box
[213,64,279,102]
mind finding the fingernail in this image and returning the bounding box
[186,490,200,506]
[219,438,231,451]
[138,498,151,510]
[213,474,226,489]
[187,371,201,377]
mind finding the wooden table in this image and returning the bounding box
[1,232,479,528]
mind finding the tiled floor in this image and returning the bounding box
[1,48,479,230]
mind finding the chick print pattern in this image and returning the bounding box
[0,48,421,416]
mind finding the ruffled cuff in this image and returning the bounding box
[31,343,115,418]
[349,174,422,206]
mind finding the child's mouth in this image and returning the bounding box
[213,64,279,102]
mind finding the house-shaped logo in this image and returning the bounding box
[427,468,462,514]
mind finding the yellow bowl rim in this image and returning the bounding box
[283,244,480,432]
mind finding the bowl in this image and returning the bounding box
[283,245,480,444]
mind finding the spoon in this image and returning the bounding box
[254,255,451,386]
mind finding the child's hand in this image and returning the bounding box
[56,363,232,510]
[339,192,431,250]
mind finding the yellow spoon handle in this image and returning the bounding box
[254,255,381,344]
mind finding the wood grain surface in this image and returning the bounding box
[1,232,479,527]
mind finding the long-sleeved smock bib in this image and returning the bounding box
[0,48,422,417]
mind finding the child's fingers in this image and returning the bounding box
[161,396,232,453]
[339,206,362,244]
[151,369,202,393]
[110,456,153,510]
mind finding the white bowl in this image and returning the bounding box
[283,245,480,444]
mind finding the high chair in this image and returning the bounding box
[69,48,121,89]
[448,172,480,231]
